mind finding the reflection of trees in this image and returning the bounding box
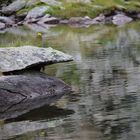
[75,26,140,140]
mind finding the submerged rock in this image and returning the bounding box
[112,14,133,25]
[0,73,72,119]
[0,46,73,72]
[2,0,27,15]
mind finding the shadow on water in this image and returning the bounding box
[0,21,140,140]
[6,105,75,123]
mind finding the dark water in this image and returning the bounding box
[0,22,140,140]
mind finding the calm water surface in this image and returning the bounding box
[0,22,140,140]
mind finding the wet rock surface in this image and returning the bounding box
[0,73,72,120]
[0,46,73,73]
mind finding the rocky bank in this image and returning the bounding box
[0,0,140,30]
[0,45,73,120]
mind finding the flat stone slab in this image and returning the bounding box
[0,73,72,119]
[0,46,73,72]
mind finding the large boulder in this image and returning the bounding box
[0,73,72,119]
[25,6,50,20]
[2,0,27,15]
[112,14,133,25]
[0,46,73,72]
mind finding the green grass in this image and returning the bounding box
[48,2,98,19]
[49,0,140,18]
[17,0,140,18]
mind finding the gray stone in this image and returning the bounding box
[26,0,39,7]
[24,23,51,33]
[68,16,99,26]
[38,16,60,24]
[68,17,84,24]
[60,19,69,24]
[40,0,62,6]
[2,0,27,15]
[0,22,5,30]
[84,19,99,25]
[112,14,133,25]
[0,73,72,119]
[137,13,140,19]
[26,6,50,20]
[0,16,15,25]
[25,18,41,23]
[92,14,105,23]
[0,46,73,72]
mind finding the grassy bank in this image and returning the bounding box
[48,0,140,18]
[11,0,140,19]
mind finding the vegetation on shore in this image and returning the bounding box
[14,0,140,19]
[49,0,140,18]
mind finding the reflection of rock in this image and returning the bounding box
[38,16,60,25]
[0,73,72,120]
[25,23,51,32]
[0,16,15,26]
[112,14,133,25]
[10,105,74,122]
[0,22,5,30]
[0,46,73,72]
[0,104,74,139]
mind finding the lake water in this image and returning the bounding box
[0,22,140,140]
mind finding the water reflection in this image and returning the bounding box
[0,105,74,140]
[0,22,140,140]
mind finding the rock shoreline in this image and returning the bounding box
[0,73,72,120]
[0,0,140,30]
[0,46,73,120]
[0,11,140,30]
